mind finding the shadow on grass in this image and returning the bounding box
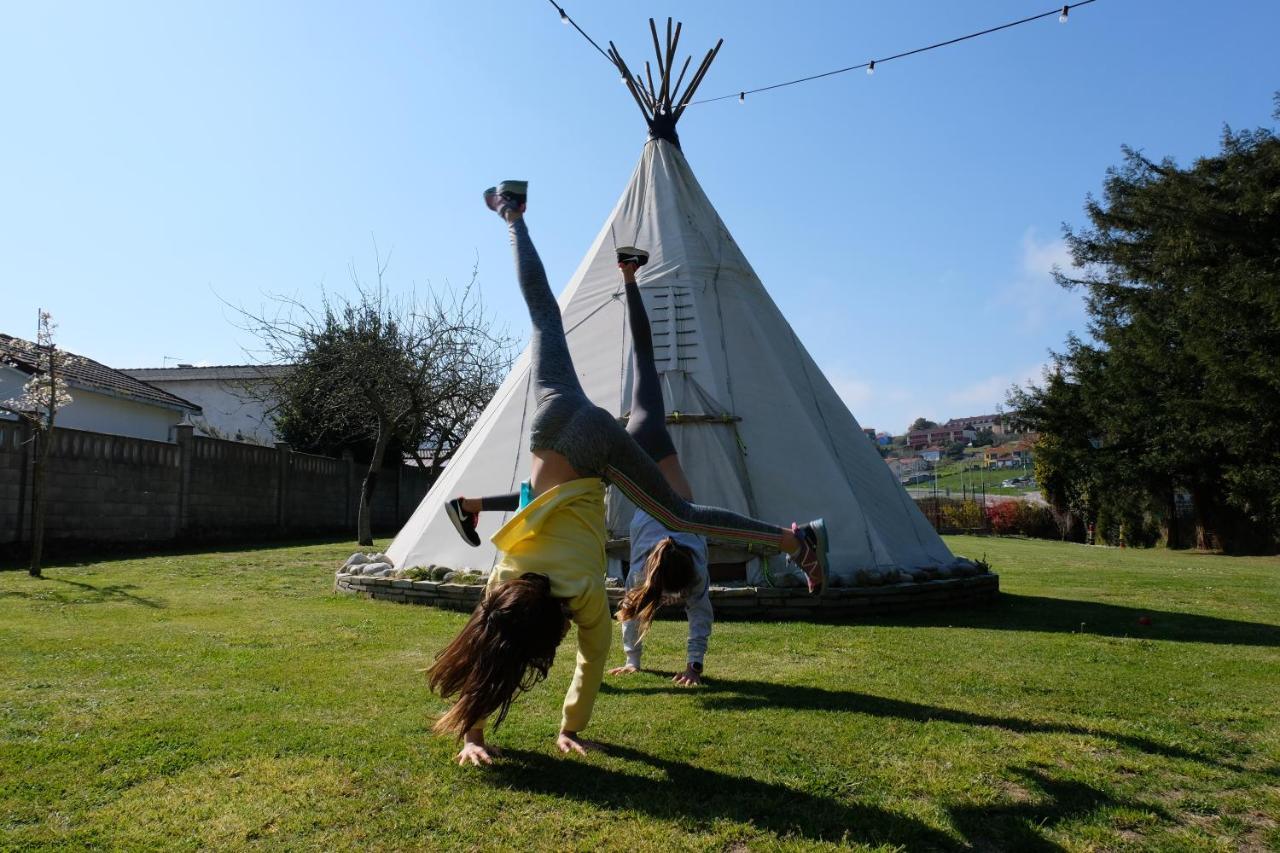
[491,746,1162,850]
[602,676,1243,772]
[946,765,1169,851]
[0,534,373,571]
[888,593,1280,647]
[491,742,956,848]
[0,577,165,609]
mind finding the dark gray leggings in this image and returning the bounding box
[508,217,785,548]
[479,275,672,514]
[623,279,677,462]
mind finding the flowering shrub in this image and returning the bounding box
[985,501,1021,534]
[986,500,1057,538]
[940,500,986,531]
[919,497,1058,539]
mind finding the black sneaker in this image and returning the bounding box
[615,246,649,267]
[445,498,481,547]
[483,180,528,218]
[790,519,829,593]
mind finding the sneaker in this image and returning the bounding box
[790,519,829,593]
[445,498,481,547]
[483,180,528,218]
[615,246,649,268]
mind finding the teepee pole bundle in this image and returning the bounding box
[607,17,722,146]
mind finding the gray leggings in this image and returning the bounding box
[509,218,785,548]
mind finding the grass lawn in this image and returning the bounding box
[907,463,1035,497]
[2,537,1278,851]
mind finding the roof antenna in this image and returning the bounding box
[608,17,722,149]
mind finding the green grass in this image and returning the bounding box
[2,537,1278,851]
[906,462,1035,497]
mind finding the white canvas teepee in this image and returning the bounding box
[387,137,962,583]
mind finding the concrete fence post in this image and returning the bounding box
[275,441,291,534]
[174,423,194,539]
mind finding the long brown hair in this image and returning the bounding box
[426,573,569,737]
[616,537,697,640]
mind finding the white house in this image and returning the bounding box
[123,364,289,445]
[0,334,201,442]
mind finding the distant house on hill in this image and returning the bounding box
[123,364,289,445]
[981,435,1037,469]
[907,424,976,450]
[0,333,200,441]
[942,413,1009,435]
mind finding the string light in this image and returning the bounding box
[548,0,1100,108]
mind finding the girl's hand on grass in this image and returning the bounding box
[557,731,602,756]
[672,665,703,686]
[457,730,498,766]
[608,664,640,676]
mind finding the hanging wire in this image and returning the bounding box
[544,0,614,65]
[547,0,1099,107]
[695,0,1098,105]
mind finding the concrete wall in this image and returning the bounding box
[0,421,435,547]
[1,365,184,442]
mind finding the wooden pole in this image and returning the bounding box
[674,39,722,119]
[674,51,714,114]
[670,54,692,105]
[662,22,682,105]
[648,18,666,82]
[609,44,653,120]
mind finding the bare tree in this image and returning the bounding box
[235,253,513,545]
[1,311,74,577]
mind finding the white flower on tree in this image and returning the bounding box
[0,310,74,577]
[3,372,73,428]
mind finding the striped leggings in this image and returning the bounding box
[506,216,786,549]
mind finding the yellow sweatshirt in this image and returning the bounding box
[487,477,611,733]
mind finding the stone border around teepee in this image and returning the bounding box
[333,571,1000,620]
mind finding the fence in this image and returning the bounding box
[0,421,435,547]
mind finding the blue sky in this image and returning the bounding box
[2,1,1277,435]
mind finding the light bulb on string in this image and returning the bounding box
[866,60,875,75]
[1059,5,1069,23]
[559,6,569,24]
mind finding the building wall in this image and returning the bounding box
[140,377,278,444]
[0,421,434,547]
[0,366,183,442]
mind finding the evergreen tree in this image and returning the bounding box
[1012,100,1280,553]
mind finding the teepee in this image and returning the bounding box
[387,20,961,583]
